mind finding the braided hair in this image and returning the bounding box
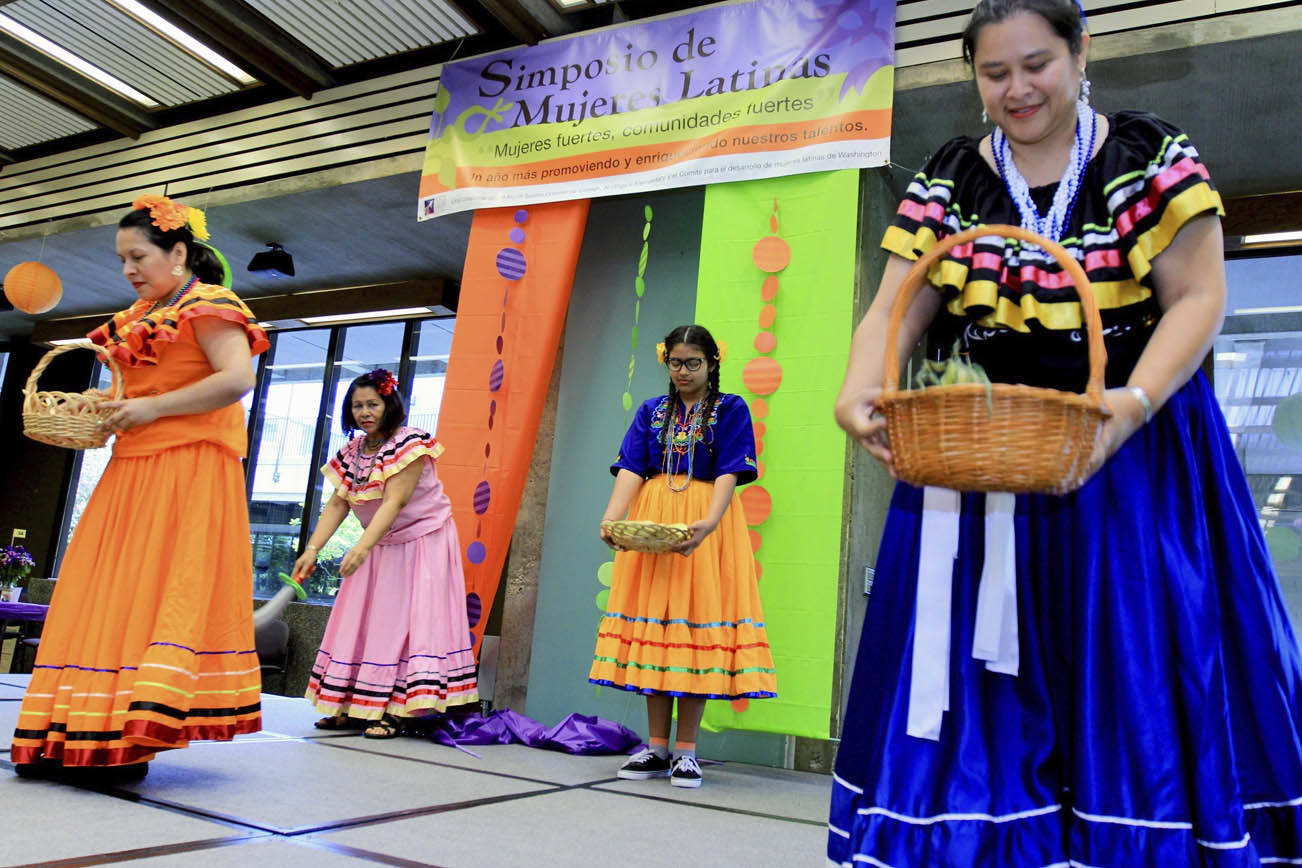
[660,324,723,449]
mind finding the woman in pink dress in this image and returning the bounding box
[295,369,479,738]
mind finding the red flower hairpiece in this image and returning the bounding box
[365,368,397,396]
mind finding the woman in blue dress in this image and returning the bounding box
[829,0,1302,864]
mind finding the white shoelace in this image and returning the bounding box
[673,755,701,776]
[624,747,659,766]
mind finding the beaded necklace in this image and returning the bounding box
[352,433,388,489]
[138,274,199,322]
[992,100,1096,243]
[662,398,703,492]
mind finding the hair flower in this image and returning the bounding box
[131,194,191,232]
[656,342,667,365]
[365,368,397,396]
[187,206,210,241]
[716,340,728,364]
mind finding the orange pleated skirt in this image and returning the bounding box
[588,477,777,699]
[11,441,262,767]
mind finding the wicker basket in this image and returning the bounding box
[876,224,1109,495]
[601,519,691,554]
[22,342,123,450]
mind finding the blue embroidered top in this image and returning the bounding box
[611,393,758,485]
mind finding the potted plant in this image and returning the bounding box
[0,544,35,602]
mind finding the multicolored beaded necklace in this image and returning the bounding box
[662,397,704,492]
[138,274,199,322]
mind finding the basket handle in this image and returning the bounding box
[881,224,1106,403]
[23,342,124,403]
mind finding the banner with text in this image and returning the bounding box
[418,0,895,220]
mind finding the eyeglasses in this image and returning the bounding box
[666,357,705,372]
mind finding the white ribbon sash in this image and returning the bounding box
[906,487,1019,741]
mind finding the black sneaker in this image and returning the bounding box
[617,748,672,780]
[670,754,702,788]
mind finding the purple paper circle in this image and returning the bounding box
[484,442,491,458]
[509,227,525,244]
[473,480,491,515]
[489,359,504,392]
[496,335,503,354]
[495,248,527,280]
[467,541,486,564]
[489,399,497,414]
[514,209,528,224]
[465,592,482,628]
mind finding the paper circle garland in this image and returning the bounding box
[4,261,63,314]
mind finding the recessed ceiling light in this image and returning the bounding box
[1242,231,1302,247]
[1231,305,1302,316]
[0,12,160,107]
[108,0,256,86]
[300,307,432,325]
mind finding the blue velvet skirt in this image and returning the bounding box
[828,373,1302,867]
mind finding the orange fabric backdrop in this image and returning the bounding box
[435,199,590,654]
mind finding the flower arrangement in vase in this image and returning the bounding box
[0,544,35,602]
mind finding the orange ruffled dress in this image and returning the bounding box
[11,282,269,767]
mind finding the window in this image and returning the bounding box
[55,314,456,604]
[1214,253,1302,626]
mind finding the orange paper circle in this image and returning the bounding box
[749,529,762,552]
[4,261,63,314]
[751,235,791,273]
[756,459,765,479]
[754,331,776,354]
[761,276,779,302]
[751,398,769,418]
[740,485,772,525]
[731,698,750,712]
[742,356,782,395]
[754,421,767,438]
[758,304,776,329]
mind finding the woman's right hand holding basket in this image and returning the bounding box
[835,386,895,476]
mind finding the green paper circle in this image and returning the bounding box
[622,392,632,412]
[597,560,614,587]
[644,205,653,221]
[1266,526,1301,563]
[1274,393,1302,450]
[595,589,610,611]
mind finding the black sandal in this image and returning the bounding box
[314,715,357,730]
[363,716,402,739]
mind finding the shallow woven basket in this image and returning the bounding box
[23,342,123,450]
[876,224,1109,495]
[602,519,691,554]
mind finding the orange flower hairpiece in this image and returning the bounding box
[132,194,210,240]
[715,340,728,364]
[656,342,667,364]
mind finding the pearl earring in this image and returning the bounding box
[1079,73,1091,105]
[981,107,989,124]
[171,264,184,276]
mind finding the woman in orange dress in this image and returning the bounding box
[11,195,268,778]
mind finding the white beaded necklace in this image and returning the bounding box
[992,100,1096,243]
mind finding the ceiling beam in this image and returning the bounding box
[461,0,567,45]
[140,0,335,98]
[0,32,155,139]
[0,148,16,165]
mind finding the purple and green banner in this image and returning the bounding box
[418,0,895,220]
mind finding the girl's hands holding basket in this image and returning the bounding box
[670,518,718,557]
[98,397,161,432]
[835,386,896,477]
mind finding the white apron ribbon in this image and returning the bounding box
[907,488,1019,741]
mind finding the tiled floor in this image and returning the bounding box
[0,675,831,867]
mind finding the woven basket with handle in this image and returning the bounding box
[601,519,691,554]
[875,224,1109,495]
[22,342,123,450]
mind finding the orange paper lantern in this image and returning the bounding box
[4,261,63,314]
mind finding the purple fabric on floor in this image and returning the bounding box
[426,709,639,755]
